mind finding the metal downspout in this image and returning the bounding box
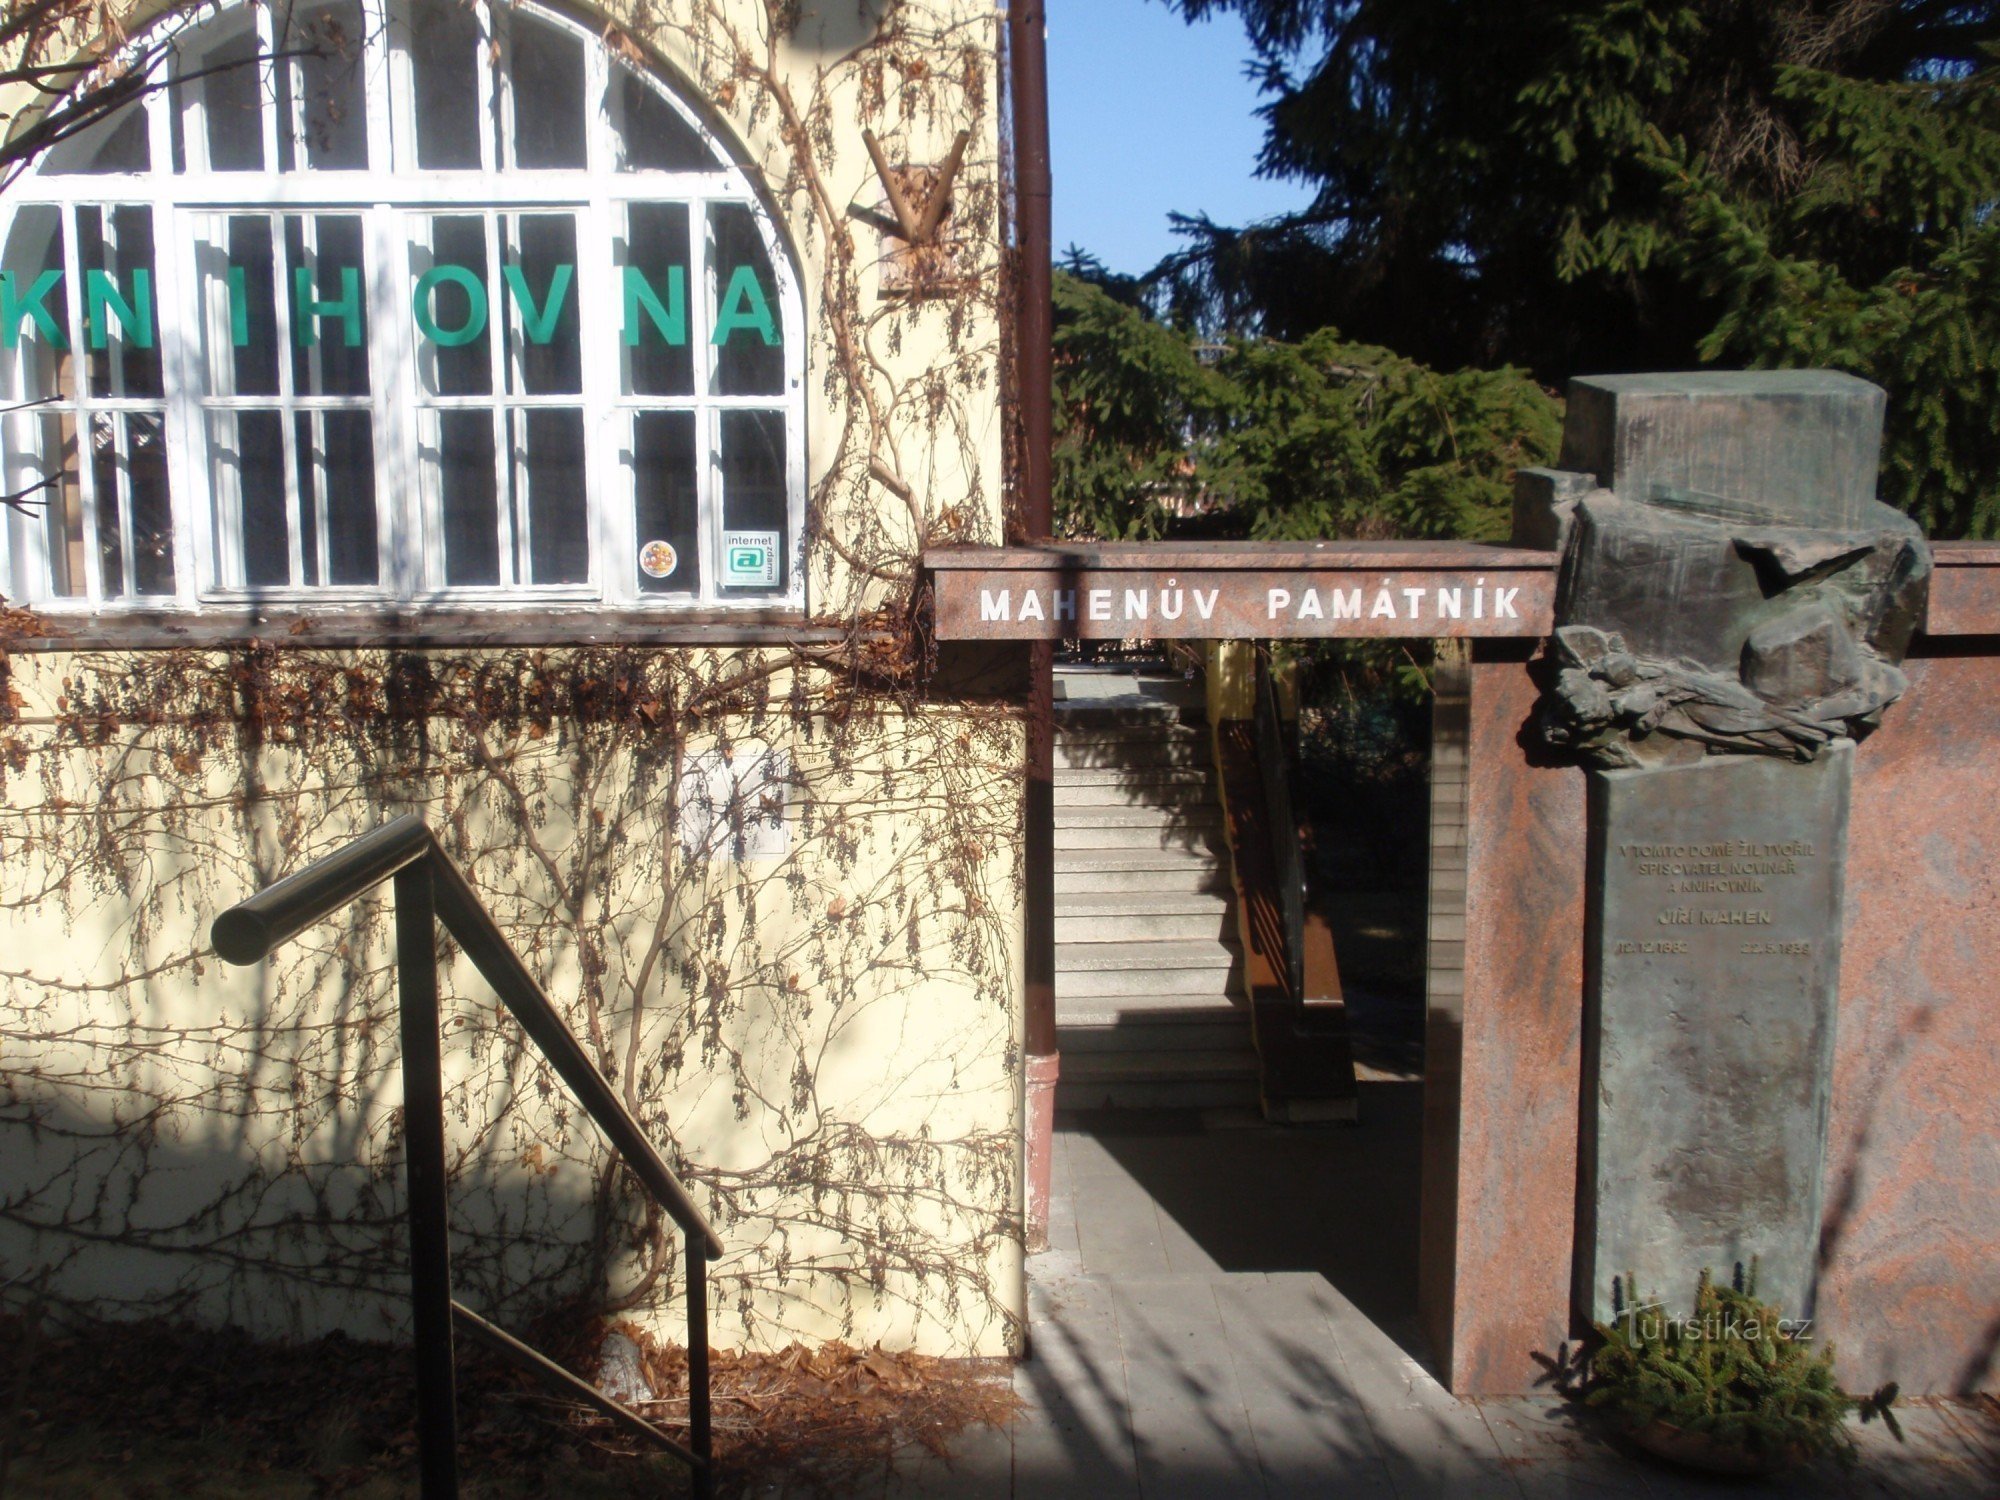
[1008,0,1058,1254]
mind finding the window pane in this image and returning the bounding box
[711,204,783,396]
[509,17,586,169]
[323,411,379,585]
[621,202,691,396]
[44,106,151,175]
[508,214,580,396]
[515,409,587,584]
[437,410,500,584]
[297,411,379,586]
[32,413,85,598]
[91,415,124,596]
[2,207,71,407]
[90,414,172,598]
[415,216,492,398]
[633,410,698,596]
[204,216,281,397]
[79,206,162,401]
[211,410,291,588]
[201,28,267,172]
[611,72,714,171]
[128,413,174,596]
[292,414,319,585]
[290,3,371,171]
[718,409,786,595]
[286,215,370,397]
[410,0,485,169]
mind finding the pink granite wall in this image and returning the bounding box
[1820,650,2000,1394]
[1426,644,2000,1396]
[1421,647,1587,1394]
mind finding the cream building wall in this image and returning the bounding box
[0,0,1025,1357]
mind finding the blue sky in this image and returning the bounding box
[1047,0,1313,275]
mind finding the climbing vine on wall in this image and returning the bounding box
[0,0,1025,1355]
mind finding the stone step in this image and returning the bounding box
[1055,984,1260,1108]
[1055,733,1209,772]
[1058,1016,1251,1053]
[1059,1048,1259,1082]
[1059,961,1240,1001]
[1055,803,1222,830]
[1056,888,1224,936]
[1053,775,1212,809]
[1056,788,1208,812]
[1054,846,1225,874]
[1057,938,1236,973]
[1053,670,1199,702]
[1053,703,1204,734]
[1055,1049,1262,1112]
[1055,867,1231,898]
[1057,989,1249,1025]
[1058,1078,1263,1111]
[1056,890,1230,919]
[1056,909,1231,944]
[1053,822,1227,852]
[1057,711,1205,736]
[1053,764,1212,789]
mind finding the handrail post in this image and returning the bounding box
[212,819,727,1492]
[396,858,460,1500]
[687,1228,713,1500]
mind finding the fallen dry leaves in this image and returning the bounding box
[0,1307,1020,1497]
[600,1318,1021,1480]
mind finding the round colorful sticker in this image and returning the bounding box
[639,540,679,579]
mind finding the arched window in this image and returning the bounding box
[1,0,804,612]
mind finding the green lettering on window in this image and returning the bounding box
[622,264,686,346]
[86,268,153,350]
[503,263,574,345]
[293,266,363,347]
[1,269,67,349]
[712,265,777,346]
[227,266,250,348]
[412,264,488,347]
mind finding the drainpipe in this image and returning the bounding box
[1009,0,1057,1254]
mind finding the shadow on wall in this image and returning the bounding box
[789,0,896,57]
[0,1087,624,1342]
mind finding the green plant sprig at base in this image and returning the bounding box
[1586,1264,1902,1469]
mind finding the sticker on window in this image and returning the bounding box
[639,539,679,579]
[722,530,779,587]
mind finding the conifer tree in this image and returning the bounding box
[1052,268,1560,543]
[1156,0,2000,537]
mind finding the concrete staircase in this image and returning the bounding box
[1053,669,1260,1112]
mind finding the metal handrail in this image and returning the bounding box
[212,814,718,1498]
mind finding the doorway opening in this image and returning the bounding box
[1046,639,1446,1364]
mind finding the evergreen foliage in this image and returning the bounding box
[1052,269,1561,542]
[1587,1266,1901,1465]
[1152,1,2000,538]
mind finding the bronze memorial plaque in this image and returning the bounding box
[1578,743,1852,1324]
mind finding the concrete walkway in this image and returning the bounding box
[893,1094,2000,1498]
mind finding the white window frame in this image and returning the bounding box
[0,0,808,615]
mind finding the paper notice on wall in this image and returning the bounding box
[722,530,780,587]
[678,745,791,862]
